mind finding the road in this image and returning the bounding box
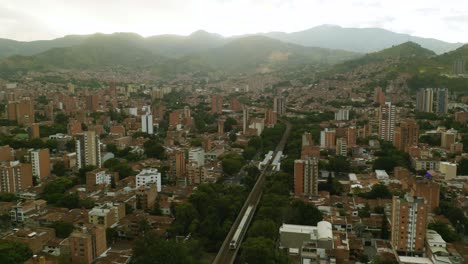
[213,121,291,264]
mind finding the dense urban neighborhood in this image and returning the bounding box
[0,26,467,264]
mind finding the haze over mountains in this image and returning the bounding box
[0,25,464,59]
[0,25,466,77]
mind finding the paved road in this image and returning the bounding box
[213,121,291,264]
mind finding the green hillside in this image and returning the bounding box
[0,34,361,77]
[187,36,360,73]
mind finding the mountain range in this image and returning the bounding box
[0,25,466,77]
[0,25,464,59]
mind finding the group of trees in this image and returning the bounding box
[41,177,94,209]
[103,158,136,180]
[170,183,247,252]
[436,201,468,235]
[143,139,166,159]
[106,144,142,162]
[221,153,245,176]
[373,141,412,172]
[240,172,323,264]
[357,183,393,199]
[131,235,202,264]
[0,240,32,264]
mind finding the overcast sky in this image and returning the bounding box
[1,0,467,43]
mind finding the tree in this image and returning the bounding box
[327,156,350,173]
[248,219,278,240]
[224,117,237,132]
[428,221,461,242]
[42,177,75,204]
[240,237,277,264]
[0,240,33,264]
[221,153,245,175]
[0,193,18,202]
[358,203,371,218]
[52,161,68,176]
[287,201,323,226]
[144,140,166,159]
[131,235,199,264]
[457,158,468,175]
[242,146,257,160]
[359,183,392,199]
[49,221,75,238]
[77,165,97,183]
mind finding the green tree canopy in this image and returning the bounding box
[49,221,75,238]
[0,240,33,264]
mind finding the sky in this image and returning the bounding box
[1,0,468,43]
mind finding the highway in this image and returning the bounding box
[213,121,291,264]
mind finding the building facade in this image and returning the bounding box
[294,157,319,197]
[75,131,102,169]
[378,102,396,142]
[391,195,428,255]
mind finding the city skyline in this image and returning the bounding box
[1,0,468,43]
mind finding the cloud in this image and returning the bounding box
[0,6,60,40]
[0,0,467,42]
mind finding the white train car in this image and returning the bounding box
[229,205,254,249]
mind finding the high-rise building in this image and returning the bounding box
[29,149,50,181]
[136,184,158,210]
[86,95,99,112]
[374,87,385,105]
[0,161,33,193]
[441,129,457,149]
[416,88,449,114]
[169,111,181,127]
[217,119,225,134]
[0,145,14,162]
[334,109,350,121]
[320,129,336,149]
[265,109,277,127]
[391,194,428,255]
[136,168,161,192]
[393,119,419,151]
[378,102,396,142]
[75,131,102,169]
[168,149,186,179]
[294,157,319,197]
[346,127,357,148]
[28,123,40,139]
[335,138,347,156]
[7,99,35,125]
[69,225,106,264]
[86,168,114,191]
[273,96,286,116]
[243,107,249,134]
[189,148,205,168]
[416,88,434,113]
[211,95,223,114]
[434,88,449,114]
[141,114,154,134]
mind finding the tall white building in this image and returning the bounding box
[335,138,347,156]
[141,114,154,134]
[189,148,205,168]
[378,102,396,142]
[334,109,350,121]
[75,131,102,169]
[136,168,162,192]
[273,96,286,116]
